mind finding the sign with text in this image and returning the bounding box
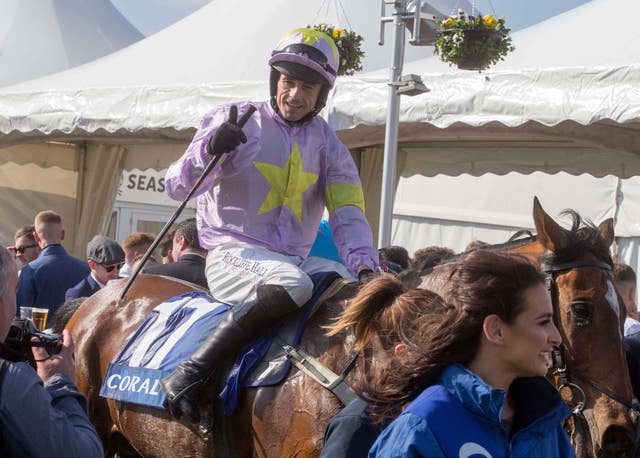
[117,169,194,207]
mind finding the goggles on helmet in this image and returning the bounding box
[271,44,337,78]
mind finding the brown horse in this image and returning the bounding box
[66,198,636,457]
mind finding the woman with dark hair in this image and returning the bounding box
[320,275,448,457]
[369,250,574,457]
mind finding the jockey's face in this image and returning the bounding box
[276,74,322,122]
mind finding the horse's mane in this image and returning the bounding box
[50,297,87,334]
[542,210,613,268]
[398,233,539,288]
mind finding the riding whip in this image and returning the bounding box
[118,104,257,300]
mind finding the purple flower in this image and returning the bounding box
[469,15,475,21]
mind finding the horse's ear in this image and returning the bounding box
[533,196,568,252]
[598,218,615,247]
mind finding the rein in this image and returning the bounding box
[542,259,640,425]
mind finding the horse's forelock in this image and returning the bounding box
[544,210,613,267]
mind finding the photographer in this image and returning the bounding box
[0,245,103,457]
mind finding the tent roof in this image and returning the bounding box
[3,0,471,92]
[329,64,640,132]
[326,0,640,176]
[367,0,638,76]
[0,0,143,87]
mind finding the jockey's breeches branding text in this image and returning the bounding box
[222,252,268,276]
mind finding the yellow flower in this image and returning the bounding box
[332,29,345,39]
[443,17,454,28]
[482,16,498,28]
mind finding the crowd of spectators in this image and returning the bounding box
[5,211,640,456]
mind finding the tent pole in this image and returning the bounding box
[378,0,407,248]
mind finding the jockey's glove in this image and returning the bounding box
[207,105,248,156]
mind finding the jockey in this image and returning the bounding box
[160,27,379,421]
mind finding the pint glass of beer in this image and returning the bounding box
[31,308,49,331]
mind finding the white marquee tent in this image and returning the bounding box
[2,0,639,267]
[0,0,143,87]
[327,0,640,275]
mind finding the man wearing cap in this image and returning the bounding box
[65,236,125,301]
[161,27,378,421]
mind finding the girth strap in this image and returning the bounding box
[276,337,358,405]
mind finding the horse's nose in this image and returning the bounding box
[599,425,635,458]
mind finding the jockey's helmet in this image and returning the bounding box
[268,28,339,119]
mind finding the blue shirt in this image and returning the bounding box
[16,245,89,318]
[369,364,574,458]
[0,360,103,457]
[321,398,386,458]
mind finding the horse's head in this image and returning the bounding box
[534,197,637,458]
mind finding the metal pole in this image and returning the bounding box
[378,0,406,248]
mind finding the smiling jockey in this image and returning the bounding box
[160,27,379,422]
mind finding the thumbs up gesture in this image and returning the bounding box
[207,104,257,156]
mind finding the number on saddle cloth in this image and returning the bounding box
[100,292,228,409]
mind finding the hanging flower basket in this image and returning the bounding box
[309,23,365,76]
[434,10,514,72]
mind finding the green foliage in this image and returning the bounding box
[434,11,515,71]
[310,23,365,76]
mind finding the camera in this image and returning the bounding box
[2,318,62,365]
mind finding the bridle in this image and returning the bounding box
[542,259,640,443]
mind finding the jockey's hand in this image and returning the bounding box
[207,104,256,156]
[32,329,75,383]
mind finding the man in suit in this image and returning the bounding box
[65,236,125,301]
[144,219,208,289]
[16,211,89,321]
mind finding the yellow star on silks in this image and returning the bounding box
[253,142,319,222]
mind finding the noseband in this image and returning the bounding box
[542,259,640,435]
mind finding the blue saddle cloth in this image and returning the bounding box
[99,272,340,412]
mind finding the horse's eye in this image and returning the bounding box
[571,301,592,327]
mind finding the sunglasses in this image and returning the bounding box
[15,244,38,255]
[104,263,124,273]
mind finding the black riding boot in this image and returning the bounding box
[160,284,301,421]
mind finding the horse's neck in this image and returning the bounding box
[504,239,546,267]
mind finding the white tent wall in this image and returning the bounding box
[0,137,193,257]
[390,170,640,301]
[0,143,79,251]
